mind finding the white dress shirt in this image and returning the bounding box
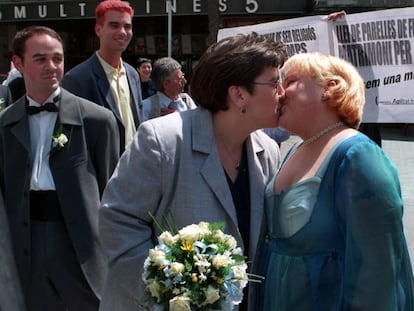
[28,89,61,190]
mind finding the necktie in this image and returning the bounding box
[169,101,180,110]
[26,102,58,115]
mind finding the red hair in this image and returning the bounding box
[95,0,134,25]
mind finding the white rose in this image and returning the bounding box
[149,248,166,262]
[212,254,232,269]
[159,231,177,246]
[203,285,221,305]
[56,133,68,147]
[231,264,247,280]
[213,230,226,243]
[169,296,192,311]
[178,224,209,243]
[170,262,185,275]
[198,222,210,231]
[224,235,238,250]
[147,279,161,301]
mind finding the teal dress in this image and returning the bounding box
[259,134,414,311]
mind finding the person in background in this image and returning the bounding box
[0,85,12,110]
[61,0,142,152]
[0,25,119,310]
[262,127,290,146]
[136,57,156,100]
[8,76,26,102]
[2,62,21,86]
[258,52,414,310]
[2,62,25,103]
[98,32,288,311]
[141,57,196,121]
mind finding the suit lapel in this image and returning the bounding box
[125,64,141,127]
[2,97,31,154]
[90,54,122,122]
[192,110,269,259]
[193,109,239,224]
[49,89,82,162]
[245,135,267,259]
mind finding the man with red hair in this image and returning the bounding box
[62,0,142,153]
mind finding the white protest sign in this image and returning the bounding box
[218,7,414,122]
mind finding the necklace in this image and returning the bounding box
[216,133,241,169]
[302,121,344,146]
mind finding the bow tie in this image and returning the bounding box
[26,102,58,115]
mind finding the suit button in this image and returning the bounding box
[22,221,28,227]
[23,249,29,255]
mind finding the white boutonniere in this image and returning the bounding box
[0,98,5,111]
[51,124,68,153]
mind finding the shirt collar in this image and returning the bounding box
[27,88,61,108]
[96,51,125,78]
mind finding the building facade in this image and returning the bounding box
[0,0,412,79]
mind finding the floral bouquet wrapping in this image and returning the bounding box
[142,222,252,311]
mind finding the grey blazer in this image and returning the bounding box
[99,107,281,310]
[0,88,120,300]
[61,52,143,151]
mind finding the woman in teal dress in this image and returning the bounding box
[258,52,414,310]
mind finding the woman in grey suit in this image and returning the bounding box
[99,32,288,311]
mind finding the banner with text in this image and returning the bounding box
[218,7,414,123]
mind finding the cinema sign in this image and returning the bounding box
[0,0,311,22]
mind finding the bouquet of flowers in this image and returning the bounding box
[142,221,252,311]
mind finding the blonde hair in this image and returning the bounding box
[282,52,365,128]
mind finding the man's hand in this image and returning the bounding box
[327,10,346,21]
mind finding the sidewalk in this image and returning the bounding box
[279,124,414,262]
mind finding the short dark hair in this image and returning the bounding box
[137,57,152,67]
[190,32,287,113]
[12,26,64,59]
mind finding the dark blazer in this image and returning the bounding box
[61,53,143,151]
[0,85,12,110]
[0,191,26,311]
[0,88,120,299]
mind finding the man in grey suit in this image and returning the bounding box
[0,26,119,310]
[99,32,288,311]
[61,0,142,152]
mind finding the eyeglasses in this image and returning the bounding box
[251,80,281,89]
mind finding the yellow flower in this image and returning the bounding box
[181,240,193,252]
